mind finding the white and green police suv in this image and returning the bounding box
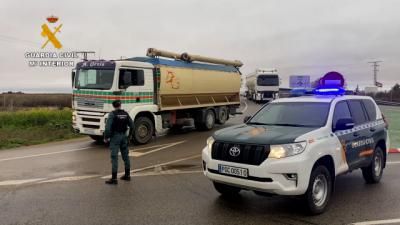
[202,86,390,214]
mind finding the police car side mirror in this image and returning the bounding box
[335,118,354,131]
[243,115,252,123]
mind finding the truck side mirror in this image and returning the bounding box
[71,70,76,87]
[243,115,252,123]
[334,118,354,131]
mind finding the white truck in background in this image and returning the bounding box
[246,68,279,103]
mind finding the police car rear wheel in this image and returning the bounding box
[362,147,384,184]
[133,117,154,145]
[213,182,241,196]
[304,165,332,215]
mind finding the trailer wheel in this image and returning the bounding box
[197,109,215,131]
[133,117,154,144]
[216,107,228,125]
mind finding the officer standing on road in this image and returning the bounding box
[104,100,134,185]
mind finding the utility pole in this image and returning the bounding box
[75,51,96,61]
[368,61,382,86]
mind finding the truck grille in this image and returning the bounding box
[211,142,270,165]
[76,97,104,109]
[263,92,274,98]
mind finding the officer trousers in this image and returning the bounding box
[109,133,131,174]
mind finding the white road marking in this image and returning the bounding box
[133,170,202,177]
[130,142,184,152]
[240,100,248,114]
[351,218,400,225]
[101,154,201,179]
[128,141,186,157]
[0,178,46,186]
[0,147,92,162]
[387,161,400,165]
[38,175,99,184]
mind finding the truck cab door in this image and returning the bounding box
[119,68,153,106]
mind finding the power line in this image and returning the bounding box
[368,61,382,86]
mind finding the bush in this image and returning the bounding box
[0,108,80,149]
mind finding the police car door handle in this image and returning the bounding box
[353,132,360,137]
[370,128,376,132]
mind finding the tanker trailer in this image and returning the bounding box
[72,48,242,144]
[246,68,279,103]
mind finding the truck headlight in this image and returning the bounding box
[269,142,307,159]
[72,115,76,122]
[207,136,215,153]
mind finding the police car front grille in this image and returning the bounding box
[211,142,270,166]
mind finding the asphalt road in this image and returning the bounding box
[1,100,400,225]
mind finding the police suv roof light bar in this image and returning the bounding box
[313,71,346,96]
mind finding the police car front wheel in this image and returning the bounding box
[304,165,332,215]
[362,146,384,184]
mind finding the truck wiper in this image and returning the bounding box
[246,122,269,125]
[270,123,311,127]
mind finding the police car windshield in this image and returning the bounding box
[248,102,330,127]
[75,69,114,90]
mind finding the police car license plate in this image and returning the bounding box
[218,165,248,178]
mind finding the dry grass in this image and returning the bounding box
[0,93,71,111]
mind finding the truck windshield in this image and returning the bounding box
[257,75,279,86]
[248,102,330,127]
[74,69,114,90]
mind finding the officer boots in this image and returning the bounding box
[120,169,131,181]
[105,173,118,185]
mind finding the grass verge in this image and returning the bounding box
[380,106,400,149]
[0,108,81,149]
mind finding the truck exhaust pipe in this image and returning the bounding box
[146,48,182,59]
[146,48,243,68]
[180,52,243,68]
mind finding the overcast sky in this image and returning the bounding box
[0,0,399,93]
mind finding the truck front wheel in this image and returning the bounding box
[303,165,332,215]
[133,117,154,145]
[90,135,104,144]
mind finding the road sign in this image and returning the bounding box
[290,75,311,88]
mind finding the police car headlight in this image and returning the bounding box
[269,142,307,159]
[207,136,215,153]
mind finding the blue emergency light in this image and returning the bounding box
[313,71,346,95]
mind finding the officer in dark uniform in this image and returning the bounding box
[104,100,134,185]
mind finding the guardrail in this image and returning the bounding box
[375,100,400,106]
